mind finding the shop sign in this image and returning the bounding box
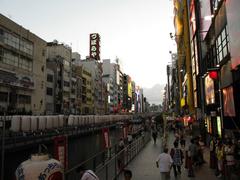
[89,33,100,60]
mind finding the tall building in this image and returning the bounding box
[173,0,194,116]
[46,41,72,114]
[80,58,103,114]
[193,0,240,138]
[102,59,123,113]
[0,14,46,115]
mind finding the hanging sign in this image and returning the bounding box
[102,128,110,148]
[54,136,68,169]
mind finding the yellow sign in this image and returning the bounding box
[180,98,185,107]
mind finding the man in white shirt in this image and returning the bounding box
[76,166,99,180]
[156,148,173,180]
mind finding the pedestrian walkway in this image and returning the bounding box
[120,132,218,180]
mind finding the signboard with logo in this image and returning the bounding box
[89,33,100,60]
[54,136,68,169]
[204,74,215,105]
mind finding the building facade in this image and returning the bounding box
[0,14,46,115]
[46,41,72,114]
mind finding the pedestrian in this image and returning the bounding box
[198,136,205,164]
[152,129,157,144]
[123,169,132,180]
[117,138,125,170]
[170,141,184,177]
[216,141,224,178]
[180,135,186,149]
[224,140,235,180]
[156,147,173,180]
[127,133,133,144]
[187,139,197,177]
[76,166,99,180]
[210,136,216,169]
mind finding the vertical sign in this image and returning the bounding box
[89,33,101,60]
[102,128,110,148]
[54,136,68,169]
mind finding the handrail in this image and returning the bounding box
[64,131,151,180]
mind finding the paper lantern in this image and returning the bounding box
[209,71,218,80]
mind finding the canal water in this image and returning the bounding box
[4,127,122,180]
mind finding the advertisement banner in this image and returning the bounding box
[102,128,110,148]
[54,136,68,169]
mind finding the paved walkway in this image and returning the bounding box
[121,132,218,180]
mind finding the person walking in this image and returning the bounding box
[216,141,224,178]
[152,129,158,144]
[170,142,184,177]
[224,140,235,180]
[117,138,125,170]
[156,148,173,180]
[187,139,197,177]
[76,166,99,180]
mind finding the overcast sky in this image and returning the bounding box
[0,0,176,90]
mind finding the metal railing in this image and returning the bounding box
[65,131,151,180]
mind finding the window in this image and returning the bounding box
[18,94,31,104]
[19,56,33,71]
[216,26,229,63]
[47,74,54,82]
[20,39,33,56]
[0,92,8,102]
[3,50,18,67]
[4,32,19,49]
[46,87,53,96]
[64,81,70,87]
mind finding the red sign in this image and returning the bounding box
[54,136,68,169]
[89,33,100,60]
[102,128,110,148]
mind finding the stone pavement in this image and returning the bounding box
[120,132,219,180]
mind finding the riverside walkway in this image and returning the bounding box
[120,132,218,180]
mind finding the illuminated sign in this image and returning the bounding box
[89,33,100,60]
[223,86,236,117]
[128,77,132,98]
[205,74,215,104]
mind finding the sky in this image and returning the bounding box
[0,0,176,103]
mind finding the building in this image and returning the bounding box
[173,0,194,116]
[80,58,103,114]
[194,0,240,138]
[80,65,93,114]
[0,14,46,115]
[46,41,72,114]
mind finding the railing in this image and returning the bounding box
[65,131,151,180]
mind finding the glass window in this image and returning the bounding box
[46,87,53,96]
[47,74,54,82]
[18,94,31,104]
[216,26,229,63]
[0,92,8,102]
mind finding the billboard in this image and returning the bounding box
[89,33,100,60]
[128,77,132,98]
[204,74,215,105]
[223,86,236,117]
